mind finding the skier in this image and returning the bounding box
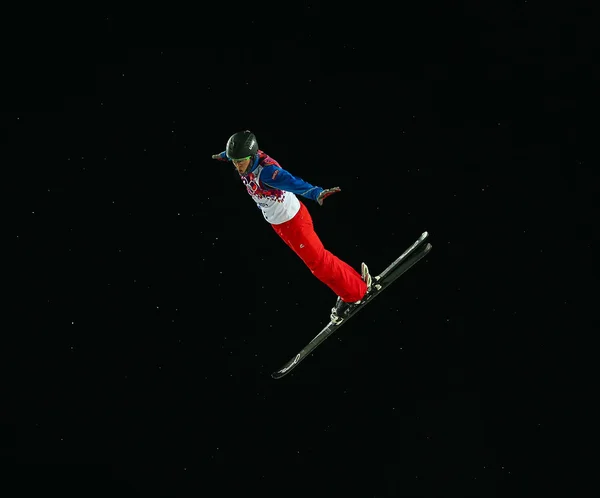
[212,130,372,324]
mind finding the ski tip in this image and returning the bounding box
[271,369,286,379]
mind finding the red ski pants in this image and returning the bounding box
[271,202,367,303]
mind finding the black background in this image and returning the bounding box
[6,2,596,496]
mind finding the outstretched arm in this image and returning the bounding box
[261,165,323,201]
[262,165,340,205]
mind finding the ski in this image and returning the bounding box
[271,231,432,379]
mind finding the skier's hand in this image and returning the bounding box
[317,187,341,206]
[211,154,222,160]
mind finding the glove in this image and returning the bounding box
[211,154,222,160]
[317,187,341,206]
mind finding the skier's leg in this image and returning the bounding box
[272,202,366,303]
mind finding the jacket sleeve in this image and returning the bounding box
[216,151,230,161]
[261,165,324,202]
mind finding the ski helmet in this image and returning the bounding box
[226,130,258,160]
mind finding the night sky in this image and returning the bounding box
[8,3,595,497]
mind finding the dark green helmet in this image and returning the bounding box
[226,130,258,160]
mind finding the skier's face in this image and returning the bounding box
[233,157,251,174]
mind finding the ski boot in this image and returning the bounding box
[330,262,373,325]
[361,262,373,293]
